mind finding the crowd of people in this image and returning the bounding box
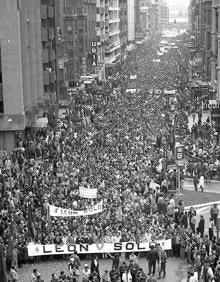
[1,34,220,282]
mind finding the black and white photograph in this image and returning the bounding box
[0,0,220,281]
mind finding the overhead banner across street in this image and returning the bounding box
[27,239,172,257]
[49,201,103,217]
[79,187,97,198]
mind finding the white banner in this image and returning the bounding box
[49,201,103,217]
[27,239,172,257]
[79,187,97,199]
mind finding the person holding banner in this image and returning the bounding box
[69,251,81,269]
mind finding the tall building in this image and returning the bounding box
[160,1,169,29]
[139,0,151,38]
[188,0,220,134]
[96,0,106,80]
[41,0,57,113]
[0,0,57,151]
[151,0,161,33]
[127,0,135,43]
[54,0,68,101]
[105,0,121,67]
[63,0,88,87]
[119,0,128,60]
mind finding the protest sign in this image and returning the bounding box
[79,187,97,199]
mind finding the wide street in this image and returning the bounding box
[184,179,220,194]
[18,257,188,282]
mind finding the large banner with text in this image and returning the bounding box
[49,201,103,217]
[27,239,171,257]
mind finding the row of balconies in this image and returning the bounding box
[40,5,54,20]
[96,7,105,14]
[0,83,3,102]
[42,49,56,63]
[43,71,56,85]
[41,27,55,41]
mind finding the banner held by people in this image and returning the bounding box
[49,201,103,217]
[79,187,97,199]
[27,239,172,257]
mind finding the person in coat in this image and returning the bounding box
[91,255,100,278]
[146,245,159,276]
[196,215,205,238]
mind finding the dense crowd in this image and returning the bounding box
[1,34,220,282]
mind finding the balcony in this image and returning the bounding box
[49,49,55,61]
[40,5,47,20]
[42,49,49,63]
[48,6,54,18]
[41,28,48,42]
[105,52,121,64]
[105,41,120,53]
[50,72,56,84]
[109,29,120,37]
[100,7,105,14]
[109,18,120,24]
[49,28,55,40]
[0,83,3,101]
[109,7,120,11]
[43,71,50,85]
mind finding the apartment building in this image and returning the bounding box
[139,0,151,38]
[151,0,161,33]
[105,0,121,66]
[119,0,128,60]
[96,0,106,80]
[160,1,169,29]
[0,0,58,151]
[188,0,220,132]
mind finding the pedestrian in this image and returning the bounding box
[190,215,196,234]
[91,255,100,277]
[31,269,39,282]
[147,245,159,276]
[102,270,111,282]
[50,273,58,282]
[158,249,167,279]
[198,175,204,191]
[9,266,18,282]
[109,266,120,282]
[208,218,215,241]
[82,264,91,282]
[193,174,198,191]
[210,204,219,226]
[196,215,205,238]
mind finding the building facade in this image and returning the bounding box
[188,0,220,99]
[0,0,57,151]
[160,1,169,29]
[139,0,151,38]
[119,0,128,60]
[151,0,161,33]
[188,0,220,133]
[96,0,106,80]
[105,0,121,66]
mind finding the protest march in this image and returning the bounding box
[0,33,220,282]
